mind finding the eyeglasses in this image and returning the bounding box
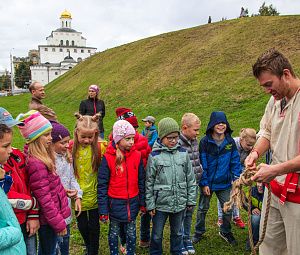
[165,135,179,142]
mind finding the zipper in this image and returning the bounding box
[125,156,131,221]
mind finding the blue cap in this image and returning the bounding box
[0,107,23,128]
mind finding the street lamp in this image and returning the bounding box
[10,48,14,95]
[45,62,50,84]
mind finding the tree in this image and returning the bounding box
[14,60,32,88]
[258,2,279,16]
[0,73,11,91]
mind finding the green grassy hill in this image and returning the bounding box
[1,15,300,254]
[3,15,300,148]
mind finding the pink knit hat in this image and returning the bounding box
[113,120,135,144]
[16,110,52,144]
[89,85,99,95]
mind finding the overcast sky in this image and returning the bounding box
[0,0,299,71]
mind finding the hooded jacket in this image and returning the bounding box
[199,112,241,190]
[98,141,145,222]
[142,125,158,147]
[146,140,197,213]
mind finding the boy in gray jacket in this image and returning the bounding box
[146,117,197,255]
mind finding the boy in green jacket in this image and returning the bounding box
[146,117,197,255]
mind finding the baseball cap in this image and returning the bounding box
[142,116,155,124]
[0,107,23,127]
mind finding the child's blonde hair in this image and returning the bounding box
[181,113,201,127]
[72,113,100,176]
[240,128,256,144]
[115,144,125,174]
[28,134,56,172]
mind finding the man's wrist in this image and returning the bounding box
[251,148,260,158]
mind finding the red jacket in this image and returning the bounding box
[98,142,145,222]
[27,157,71,233]
[4,148,39,224]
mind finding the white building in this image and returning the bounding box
[30,10,97,85]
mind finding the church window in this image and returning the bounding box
[44,48,48,51]
[69,67,72,69]
[74,49,77,53]
[81,49,84,53]
[67,49,70,52]
[55,72,58,75]
[65,21,67,27]
[66,40,69,46]
[72,40,75,46]
[52,48,55,52]
[88,50,91,53]
[77,57,82,62]
[60,40,63,46]
[60,48,63,52]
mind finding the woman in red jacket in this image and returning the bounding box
[17,110,70,255]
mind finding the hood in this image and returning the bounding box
[152,139,180,153]
[206,111,233,135]
[149,125,157,131]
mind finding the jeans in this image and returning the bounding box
[194,188,232,236]
[76,209,100,255]
[150,210,185,255]
[180,207,195,242]
[109,220,136,255]
[246,214,261,248]
[21,222,37,255]
[140,212,151,242]
[217,199,239,219]
[56,225,70,255]
[39,225,58,255]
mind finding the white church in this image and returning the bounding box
[30,10,97,85]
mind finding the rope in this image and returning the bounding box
[223,168,272,255]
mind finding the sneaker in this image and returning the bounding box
[219,231,237,246]
[192,234,203,244]
[233,217,246,229]
[181,246,188,255]
[120,244,127,255]
[217,218,223,227]
[185,240,195,254]
[139,240,150,248]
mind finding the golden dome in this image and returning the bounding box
[60,10,72,19]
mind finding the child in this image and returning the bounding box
[115,107,151,251]
[17,110,71,255]
[0,123,26,255]
[146,117,197,255]
[98,120,145,255]
[1,107,39,255]
[72,113,106,255]
[178,113,203,255]
[216,128,256,228]
[51,121,83,255]
[245,182,264,251]
[141,116,158,148]
[193,111,241,246]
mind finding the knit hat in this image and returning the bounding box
[51,121,70,143]
[113,120,136,144]
[142,116,155,124]
[158,117,180,140]
[115,107,139,128]
[0,107,23,127]
[16,110,52,144]
[89,84,99,95]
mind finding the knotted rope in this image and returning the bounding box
[223,167,271,255]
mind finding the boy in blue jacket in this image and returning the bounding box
[193,111,241,246]
[141,116,158,148]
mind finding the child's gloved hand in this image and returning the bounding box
[140,206,147,215]
[149,209,156,217]
[99,214,108,223]
[186,205,194,211]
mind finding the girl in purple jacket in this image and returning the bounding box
[17,111,71,255]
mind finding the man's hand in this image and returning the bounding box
[245,150,259,170]
[57,228,67,236]
[26,220,40,237]
[202,186,210,196]
[251,163,279,183]
[149,209,156,217]
[252,208,261,216]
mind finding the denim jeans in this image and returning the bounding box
[194,188,232,236]
[21,222,37,255]
[150,210,185,255]
[140,212,151,242]
[180,207,195,242]
[109,220,136,255]
[217,199,239,219]
[56,225,70,255]
[39,225,58,255]
[246,214,261,248]
[76,209,100,255]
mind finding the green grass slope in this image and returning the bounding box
[1,15,300,254]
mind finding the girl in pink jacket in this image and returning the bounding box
[17,110,70,255]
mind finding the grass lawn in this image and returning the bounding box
[68,194,251,255]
